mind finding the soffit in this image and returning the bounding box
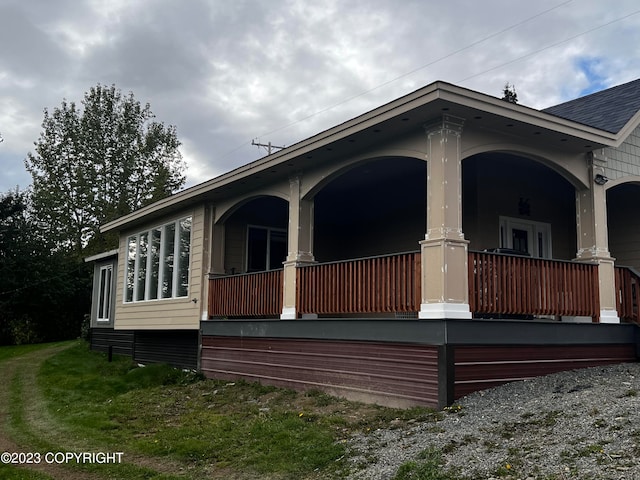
[102,81,618,232]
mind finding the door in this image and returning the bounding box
[500,217,551,258]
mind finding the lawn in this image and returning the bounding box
[0,341,444,479]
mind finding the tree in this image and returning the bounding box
[25,84,186,257]
[501,83,518,104]
[0,189,87,344]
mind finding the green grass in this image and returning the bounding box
[36,344,346,476]
[1,340,439,479]
[0,342,54,362]
[0,464,53,480]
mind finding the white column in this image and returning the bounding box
[419,115,472,319]
[575,151,619,323]
[281,174,315,319]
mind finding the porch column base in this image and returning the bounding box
[280,307,297,320]
[599,309,620,324]
[419,302,472,320]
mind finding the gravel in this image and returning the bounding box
[347,363,640,479]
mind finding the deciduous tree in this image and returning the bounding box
[25,84,185,257]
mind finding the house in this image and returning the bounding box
[87,79,640,408]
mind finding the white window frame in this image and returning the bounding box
[97,264,113,322]
[499,216,552,259]
[125,216,192,303]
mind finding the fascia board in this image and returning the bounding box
[102,83,444,233]
[437,88,619,146]
[101,81,620,233]
[84,249,119,263]
[610,109,640,146]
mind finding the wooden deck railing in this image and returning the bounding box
[207,251,608,320]
[468,251,600,319]
[296,252,421,315]
[208,270,283,317]
[615,266,640,324]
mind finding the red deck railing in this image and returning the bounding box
[296,252,421,315]
[208,270,283,317]
[615,266,640,324]
[207,251,606,320]
[468,251,600,319]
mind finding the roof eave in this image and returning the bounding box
[101,81,620,233]
[84,249,119,263]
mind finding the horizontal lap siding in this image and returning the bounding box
[453,344,637,399]
[89,328,134,356]
[134,330,199,370]
[114,206,204,330]
[201,336,439,408]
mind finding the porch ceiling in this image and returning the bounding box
[102,81,618,233]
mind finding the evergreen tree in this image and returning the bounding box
[0,190,85,344]
[501,83,518,104]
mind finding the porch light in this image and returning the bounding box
[594,174,609,185]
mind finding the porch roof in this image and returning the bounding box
[101,80,628,233]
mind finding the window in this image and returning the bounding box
[246,226,287,272]
[97,265,113,322]
[499,216,551,258]
[125,217,192,302]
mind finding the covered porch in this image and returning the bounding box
[197,102,640,408]
[205,117,637,324]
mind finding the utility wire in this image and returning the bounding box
[458,8,640,85]
[217,3,639,163]
[256,0,575,139]
[217,0,573,161]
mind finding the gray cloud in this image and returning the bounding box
[1,0,640,192]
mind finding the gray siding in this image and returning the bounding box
[90,257,118,328]
[89,328,134,356]
[604,125,640,180]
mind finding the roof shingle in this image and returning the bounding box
[543,78,640,133]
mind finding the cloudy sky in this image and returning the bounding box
[1,0,639,193]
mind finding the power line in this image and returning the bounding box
[217,2,639,163]
[248,0,574,140]
[458,8,640,85]
[216,1,574,163]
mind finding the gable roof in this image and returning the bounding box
[543,78,640,133]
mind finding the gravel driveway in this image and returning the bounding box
[347,362,640,479]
